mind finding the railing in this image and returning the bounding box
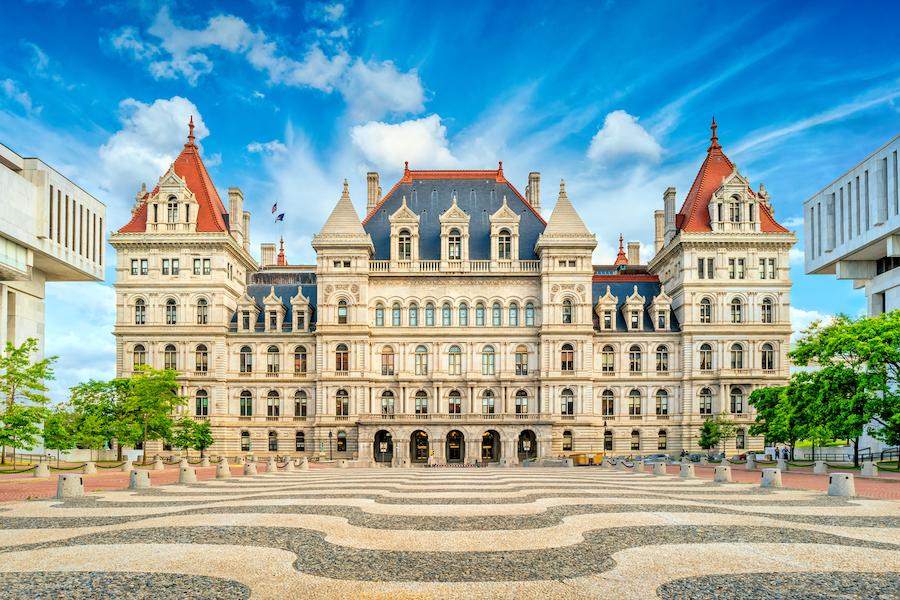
[656,414,670,420]
[368,259,541,274]
[292,416,306,421]
[335,371,349,376]
[334,416,349,421]
[515,413,530,419]
[357,412,552,423]
[266,416,280,422]
[560,415,575,420]
[238,416,251,421]
[192,415,208,421]
[266,371,279,377]
[194,371,208,376]
[629,415,642,420]
[415,413,431,420]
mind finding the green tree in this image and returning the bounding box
[715,412,737,458]
[193,420,214,458]
[122,367,186,464]
[69,379,136,461]
[698,418,720,451]
[0,338,57,464]
[749,385,786,444]
[43,408,75,467]
[170,417,196,459]
[0,404,44,465]
[72,410,109,461]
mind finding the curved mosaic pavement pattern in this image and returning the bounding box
[0,571,250,599]
[656,571,900,600]
[1,468,899,598]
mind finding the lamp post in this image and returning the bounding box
[328,431,333,461]
[602,419,609,458]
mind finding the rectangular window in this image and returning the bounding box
[630,311,639,329]
[203,258,211,275]
[768,258,776,280]
[242,311,251,331]
[131,259,139,276]
[737,259,745,279]
[162,259,170,275]
[759,258,766,279]
[381,351,394,376]
[140,259,148,275]
[864,170,870,230]
[49,185,54,238]
[79,204,83,255]
[64,195,69,248]
[269,311,277,330]
[728,258,735,279]
[194,258,201,275]
[698,257,705,279]
[171,258,179,275]
[603,310,612,330]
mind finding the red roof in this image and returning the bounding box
[592,273,660,283]
[676,119,787,233]
[119,117,228,233]
[613,233,628,266]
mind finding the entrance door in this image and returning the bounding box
[374,430,393,463]
[446,430,464,462]
[482,430,500,462]
[518,430,537,461]
[411,430,429,463]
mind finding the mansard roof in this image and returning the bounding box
[230,282,318,331]
[119,117,228,233]
[362,163,546,260]
[591,269,680,332]
[676,118,787,234]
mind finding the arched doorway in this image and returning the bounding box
[446,430,464,463]
[518,430,537,461]
[374,430,393,463]
[410,430,429,463]
[482,430,500,462]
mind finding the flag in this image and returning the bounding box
[271,202,277,214]
[275,213,285,222]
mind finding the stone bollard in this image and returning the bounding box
[267,457,278,472]
[82,462,97,475]
[200,456,210,468]
[814,461,827,475]
[56,473,84,498]
[179,466,197,484]
[283,460,295,472]
[179,458,189,468]
[745,455,755,470]
[861,461,879,478]
[633,460,645,473]
[714,465,733,483]
[244,462,258,476]
[129,470,151,489]
[216,458,231,479]
[152,457,165,471]
[120,459,133,473]
[777,457,788,472]
[761,468,782,488]
[652,462,667,476]
[615,460,627,471]
[700,456,709,466]
[680,463,695,478]
[827,473,856,497]
[298,458,309,471]
[235,456,245,465]
[34,462,50,477]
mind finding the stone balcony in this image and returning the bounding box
[369,259,540,274]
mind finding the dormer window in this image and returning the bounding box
[603,310,612,330]
[296,310,306,330]
[630,311,639,329]
[268,311,277,331]
[390,196,420,262]
[489,197,520,262]
[657,311,667,330]
[167,197,178,223]
[498,229,512,259]
[729,199,740,222]
[242,311,251,331]
[448,228,462,260]
[398,230,412,260]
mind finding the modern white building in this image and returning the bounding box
[804,134,900,314]
[0,143,106,356]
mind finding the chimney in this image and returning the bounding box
[627,241,641,265]
[366,172,380,211]
[526,172,541,211]
[242,211,251,254]
[664,186,677,243]
[654,210,665,252]
[228,187,244,244]
[260,242,276,267]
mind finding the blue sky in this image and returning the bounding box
[2,0,899,400]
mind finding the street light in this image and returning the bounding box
[602,419,609,458]
[328,431,333,461]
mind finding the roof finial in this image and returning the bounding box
[187,115,195,145]
[498,160,503,174]
[341,178,349,199]
[559,178,567,197]
[614,233,628,266]
[709,116,720,151]
[277,236,286,266]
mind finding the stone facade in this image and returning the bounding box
[110,120,795,463]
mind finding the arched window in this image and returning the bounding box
[562,299,573,324]
[729,198,741,222]
[415,345,429,375]
[736,428,746,450]
[515,390,528,414]
[730,343,744,369]
[561,343,574,371]
[761,343,775,370]
[167,197,178,223]
[761,297,774,324]
[392,303,401,326]
[442,302,452,326]
[196,298,208,325]
[628,389,641,415]
[380,346,395,375]
[337,299,348,324]
[195,344,208,373]
[165,298,177,325]
[475,303,485,326]
[374,303,385,326]
[601,345,614,374]
[240,346,253,373]
[336,431,347,452]
[491,302,502,326]
[458,303,468,326]
[658,429,668,450]
[398,229,412,260]
[295,431,305,451]
[730,298,743,323]
[515,345,528,375]
[133,344,146,368]
[448,345,462,375]
[164,344,177,370]
[240,390,252,417]
[560,388,575,415]
[268,430,278,451]
[655,389,668,415]
[655,345,669,373]
[498,228,512,259]
[408,303,419,326]
[415,390,428,414]
[336,389,349,416]
[482,389,495,414]
[631,429,641,451]
[195,390,208,416]
[699,387,713,415]
[335,344,349,372]
[730,386,744,414]
[134,299,146,325]
[294,346,307,374]
[381,391,395,415]
[699,297,712,324]
[699,343,713,371]
[604,430,613,451]
[267,390,280,417]
[509,302,519,326]
[562,430,573,451]
[525,302,535,326]
[481,345,495,375]
[601,390,614,416]
[425,302,435,326]
[240,430,251,452]
[448,228,462,260]
[294,390,307,417]
[629,345,642,373]
[267,345,280,374]
[448,390,462,414]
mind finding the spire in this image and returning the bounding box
[559,178,567,198]
[542,177,591,237]
[404,161,410,176]
[708,116,720,151]
[277,237,286,266]
[614,233,628,266]
[318,179,367,236]
[497,160,504,178]
[187,115,195,146]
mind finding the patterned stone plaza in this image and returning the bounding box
[1,466,900,599]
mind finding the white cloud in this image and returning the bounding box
[780,215,804,229]
[1,78,41,115]
[341,59,425,119]
[323,3,345,21]
[790,306,834,344]
[587,110,662,163]
[247,140,288,155]
[108,26,159,61]
[789,246,804,266]
[350,115,457,170]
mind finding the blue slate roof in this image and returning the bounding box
[363,175,546,260]
[591,279,680,332]
[230,283,318,332]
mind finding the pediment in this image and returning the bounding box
[290,287,310,306]
[651,286,672,307]
[715,168,751,200]
[263,286,283,308]
[389,196,420,224]
[490,197,520,223]
[237,292,258,310]
[439,198,470,224]
[594,285,619,317]
[624,285,645,305]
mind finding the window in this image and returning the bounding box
[509,303,519,326]
[629,345,642,373]
[164,344,177,370]
[561,343,574,372]
[294,346,307,374]
[475,303,485,326]
[631,430,641,451]
[335,344,349,372]
[492,302,501,326]
[197,298,208,325]
[630,311,640,329]
[562,299,573,324]
[268,311,277,331]
[729,201,740,223]
[698,257,714,279]
[657,311,667,330]
[195,344,208,373]
[392,303,402,326]
[409,303,419,326]
[655,346,669,373]
[736,429,745,450]
[448,390,461,414]
[497,228,512,259]
[241,431,251,452]
[562,430,573,452]
[481,345,495,375]
[195,390,208,416]
[448,228,462,260]
[603,310,613,330]
[415,345,429,375]
[629,389,641,415]
[730,298,744,323]
[381,391,395,415]
[604,430,613,451]
[415,391,428,414]
[296,431,305,451]
[761,298,774,324]
[295,390,307,417]
[193,258,201,275]
[162,259,170,276]
[730,386,744,413]
[768,258,776,280]
[267,345,280,373]
[336,431,347,452]
[240,391,253,417]
[398,229,412,260]
[560,388,574,415]
[525,302,535,326]
[375,304,385,326]
[601,390,614,416]
[167,198,178,222]
[268,431,278,451]
[171,259,179,275]
[448,345,462,375]
[337,300,348,324]
[699,298,712,324]
[761,343,775,370]
[515,390,528,414]
[381,346,395,375]
[202,258,211,275]
[482,390,496,414]
[442,303,452,326]
[140,259,148,275]
[134,299,146,325]
[601,345,614,374]
[699,343,713,371]
[165,299,177,325]
[655,390,668,415]
[241,311,251,331]
[336,390,349,416]
[658,429,667,450]
[425,303,435,326]
[296,310,306,331]
[515,345,528,375]
[239,346,253,373]
[699,387,713,415]
[728,258,745,279]
[730,343,744,369]
[267,391,280,417]
[131,259,139,275]
[458,303,468,326]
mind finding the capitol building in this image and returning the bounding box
[110,119,795,464]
